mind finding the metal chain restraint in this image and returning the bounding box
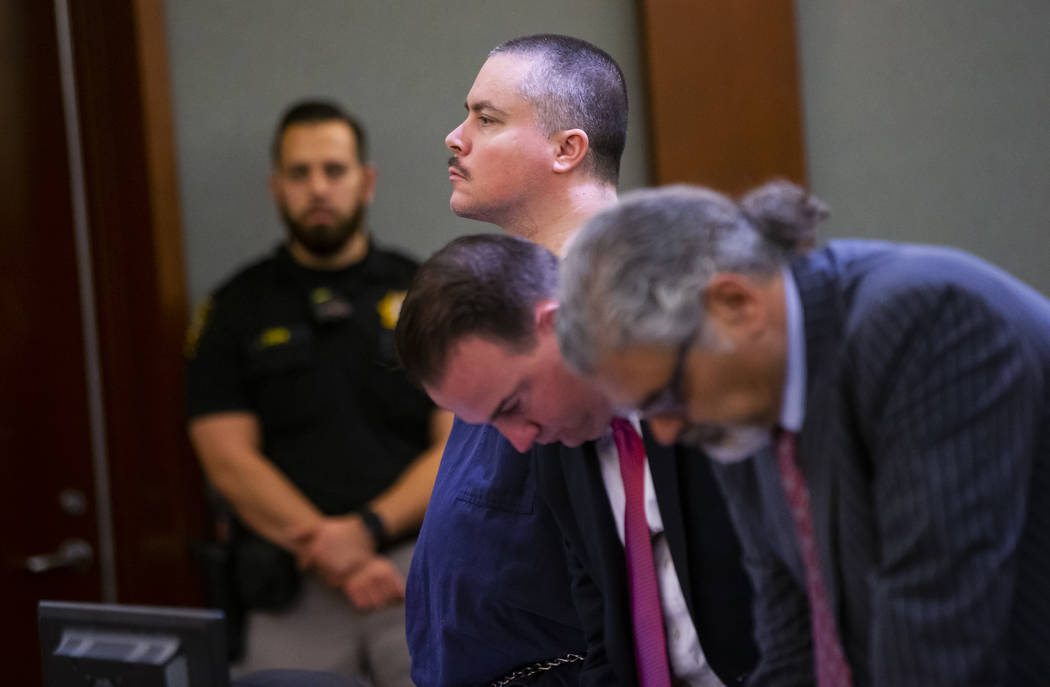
[489,652,585,687]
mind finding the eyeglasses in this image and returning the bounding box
[637,329,698,417]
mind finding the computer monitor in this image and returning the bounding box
[38,600,229,687]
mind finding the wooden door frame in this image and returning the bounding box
[64,0,206,605]
[636,0,807,192]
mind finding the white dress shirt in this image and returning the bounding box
[597,416,724,687]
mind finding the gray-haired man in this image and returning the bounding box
[557,182,1050,685]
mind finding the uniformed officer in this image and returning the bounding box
[185,100,452,686]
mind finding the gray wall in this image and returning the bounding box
[165,1,650,307]
[796,1,1050,295]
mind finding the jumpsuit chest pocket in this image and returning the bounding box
[455,452,537,516]
[244,324,320,431]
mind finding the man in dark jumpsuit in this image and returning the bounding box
[185,100,451,685]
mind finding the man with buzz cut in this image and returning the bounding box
[185,100,451,685]
[403,34,620,687]
[402,35,757,687]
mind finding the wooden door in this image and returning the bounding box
[1,1,104,682]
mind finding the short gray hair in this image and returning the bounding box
[491,34,627,185]
[556,182,826,373]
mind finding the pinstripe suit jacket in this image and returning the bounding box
[713,240,1050,686]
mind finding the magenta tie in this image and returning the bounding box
[775,428,854,687]
[611,418,672,687]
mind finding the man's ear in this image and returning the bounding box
[534,299,559,333]
[704,273,764,335]
[552,129,589,174]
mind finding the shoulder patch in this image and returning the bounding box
[376,290,408,330]
[258,326,292,348]
[184,297,214,359]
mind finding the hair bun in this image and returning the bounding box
[739,180,828,254]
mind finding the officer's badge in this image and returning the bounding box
[376,290,407,329]
[258,326,292,347]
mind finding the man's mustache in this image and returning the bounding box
[448,157,470,180]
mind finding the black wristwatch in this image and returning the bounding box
[359,508,390,551]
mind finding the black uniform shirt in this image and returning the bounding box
[185,242,434,515]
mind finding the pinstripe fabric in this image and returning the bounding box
[712,241,1050,687]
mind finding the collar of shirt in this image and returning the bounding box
[779,266,806,433]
